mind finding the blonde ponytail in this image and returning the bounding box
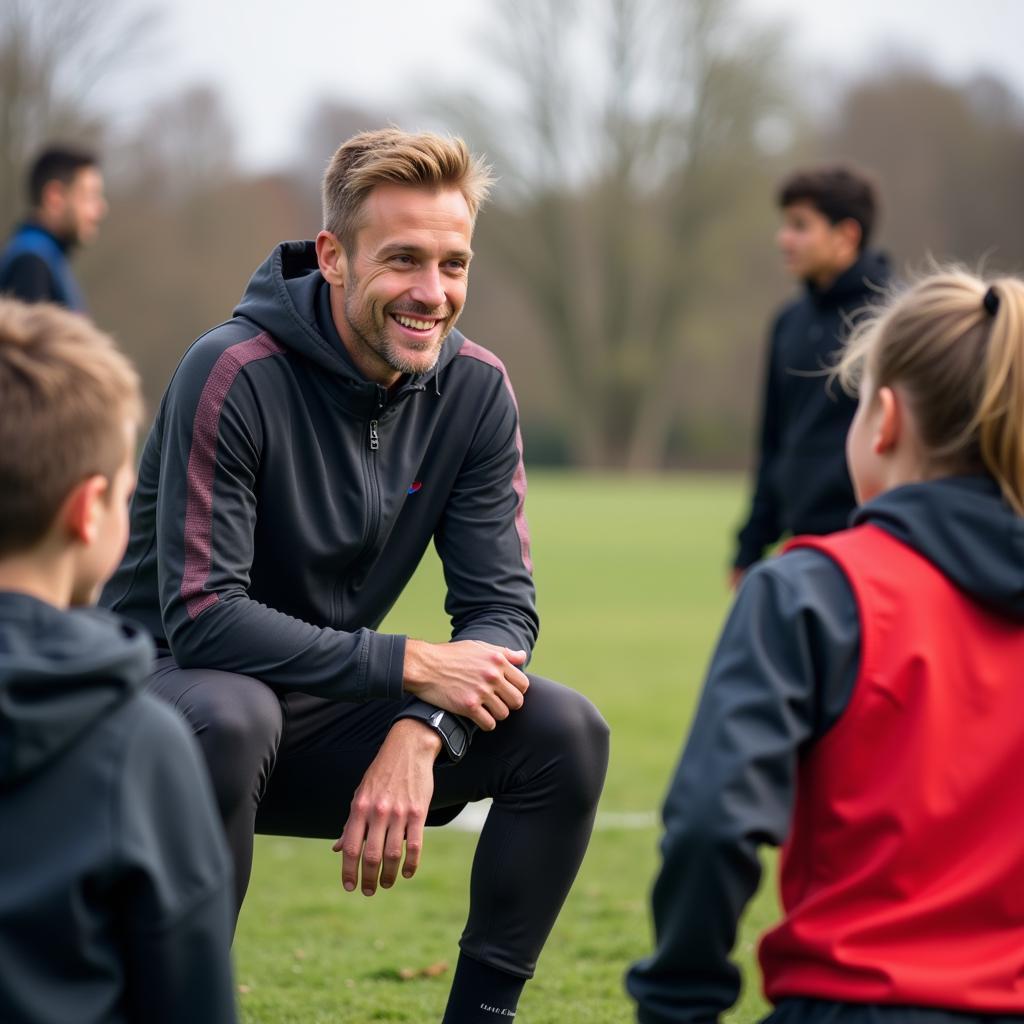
[837,268,1024,515]
[974,279,1024,515]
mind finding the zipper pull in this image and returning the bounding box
[369,418,379,451]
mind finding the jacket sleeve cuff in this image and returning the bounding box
[364,632,407,701]
[450,626,532,663]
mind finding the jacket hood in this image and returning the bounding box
[0,593,153,785]
[807,248,890,307]
[233,240,463,386]
[855,476,1024,620]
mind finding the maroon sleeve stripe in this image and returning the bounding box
[180,332,286,620]
[456,338,534,574]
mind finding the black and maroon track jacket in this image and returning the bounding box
[101,241,538,704]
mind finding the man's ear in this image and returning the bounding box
[62,475,109,545]
[316,231,346,287]
[38,179,68,217]
[873,386,901,455]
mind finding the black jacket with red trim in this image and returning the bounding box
[628,475,1024,1024]
[101,241,538,704]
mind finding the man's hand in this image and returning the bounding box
[332,719,440,896]
[729,567,746,592]
[402,639,529,731]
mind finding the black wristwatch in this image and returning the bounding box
[395,702,470,764]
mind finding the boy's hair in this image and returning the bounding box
[28,145,99,207]
[838,268,1024,514]
[778,165,879,250]
[322,128,494,253]
[0,300,142,557]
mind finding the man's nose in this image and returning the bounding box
[408,265,446,309]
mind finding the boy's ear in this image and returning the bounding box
[874,386,900,455]
[63,474,109,545]
[836,217,862,255]
[315,230,347,288]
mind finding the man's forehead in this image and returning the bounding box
[358,183,473,239]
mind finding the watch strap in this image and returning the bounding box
[394,700,470,764]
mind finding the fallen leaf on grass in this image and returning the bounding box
[397,961,449,981]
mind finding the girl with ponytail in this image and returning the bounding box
[630,270,1024,1024]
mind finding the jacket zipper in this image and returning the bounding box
[362,386,387,558]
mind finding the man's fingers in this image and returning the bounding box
[378,816,406,890]
[483,691,511,722]
[496,678,526,712]
[502,647,528,665]
[403,818,425,879]
[502,661,530,694]
[338,812,367,893]
[360,812,389,896]
[464,702,497,731]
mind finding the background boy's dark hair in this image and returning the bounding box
[0,299,141,557]
[27,145,99,207]
[777,164,880,250]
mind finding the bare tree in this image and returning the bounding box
[823,63,1024,272]
[0,0,158,227]
[446,0,793,468]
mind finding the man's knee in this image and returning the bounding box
[187,672,283,761]
[152,664,283,805]
[523,676,610,810]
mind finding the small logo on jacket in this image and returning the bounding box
[479,1005,515,1017]
[408,481,423,495]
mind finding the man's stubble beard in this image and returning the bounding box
[342,291,459,377]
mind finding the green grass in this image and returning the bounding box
[234,472,779,1023]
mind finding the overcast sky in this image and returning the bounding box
[109,0,1024,170]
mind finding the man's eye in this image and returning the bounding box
[392,254,413,265]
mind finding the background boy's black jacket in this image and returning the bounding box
[734,250,891,569]
[629,476,1024,1023]
[0,592,236,1024]
[101,241,538,707]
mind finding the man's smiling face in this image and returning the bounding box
[330,183,473,384]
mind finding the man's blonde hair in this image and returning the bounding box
[322,128,494,252]
[0,300,142,557]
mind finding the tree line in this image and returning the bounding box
[3,0,1023,470]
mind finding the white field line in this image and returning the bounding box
[444,799,656,833]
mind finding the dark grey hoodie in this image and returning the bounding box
[630,475,1024,1024]
[101,241,537,704]
[0,592,236,1024]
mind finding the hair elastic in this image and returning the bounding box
[983,286,1000,317]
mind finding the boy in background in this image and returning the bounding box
[732,165,889,585]
[0,300,236,1024]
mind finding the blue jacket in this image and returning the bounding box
[0,223,86,311]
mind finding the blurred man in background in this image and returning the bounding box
[0,145,107,312]
[732,165,889,585]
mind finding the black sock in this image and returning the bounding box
[441,952,526,1022]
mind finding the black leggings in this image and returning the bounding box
[148,657,609,978]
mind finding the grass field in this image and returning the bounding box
[234,472,780,1023]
